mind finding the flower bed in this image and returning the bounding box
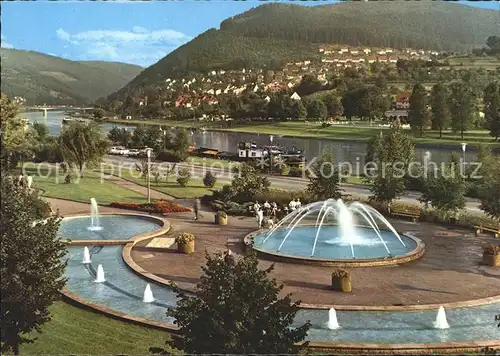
[110,200,191,214]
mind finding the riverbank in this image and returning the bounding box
[100,118,500,150]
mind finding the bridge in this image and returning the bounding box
[24,106,95,118]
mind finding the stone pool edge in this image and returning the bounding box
[60,217,500,353]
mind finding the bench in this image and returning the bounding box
[474,223,500,238]
[390,208,421,222]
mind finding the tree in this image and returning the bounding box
[304,98,327,120]
[419,155,466,217]
[1,174,67,355]
[322,94,344,118]
[173,129,191,159]
[306,151,343,200]
[0,93,35,169]
[478,147,500,220]
[59,121,108,176]
[176,168,192,187]
[430,83,451,138]
[228,164,270,203]
[486,35,500,55]
[295,74,323,97]
[483,82,500,141]
[449,81,475,140]
[407,83,429,137]
[342,86,389,119]
[107,126,132,147]
[165,250,310,354]
[368,124,415,205]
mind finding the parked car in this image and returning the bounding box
[127,149,141,157]
[109,146,129,155]
[138,147,154,158]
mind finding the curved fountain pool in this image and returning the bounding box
[64,246,500,346]
[58,214,162,240]
[251,199,423,265]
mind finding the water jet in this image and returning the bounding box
[82,246,91,264]
[327,307,340,330]
[143,284,155,303]
[88,198,102,231]
[433,306,450,329]
[95,264,105,283]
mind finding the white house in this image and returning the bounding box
[290,92,301,101]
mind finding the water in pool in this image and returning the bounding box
[58,215,162,240]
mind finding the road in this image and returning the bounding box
[102,155,483,214]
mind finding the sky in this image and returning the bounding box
[1,1,499,67]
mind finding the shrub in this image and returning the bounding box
[175,232,195,244]
[254,189,312,208]
[155,149,185,163]
[109,200,191,214]
[203,171,217,188]
[483,244,500,255]
[64,173,73,184]
[177,168,192,187]
[217,211,228,218]
[331,269,350,279]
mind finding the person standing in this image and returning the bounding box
[263,200,271,216]
[194,198,201,220]
[256,209,264,228]
[271,202,278,219]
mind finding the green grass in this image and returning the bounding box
[18,302,172,355]
[102,118,500,148]
[100,167,224,199]
[17,164,146,205]
[443,55,500,70]
[186,156,240,169]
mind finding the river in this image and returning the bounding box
[21,110,481,165]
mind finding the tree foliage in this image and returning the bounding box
[430,83,451,138]
[0,174,67,355]
[306,151,343,200]
[59,121,109,175]
[449,81,475,140]
[224,164,270,203]
[408,83,429,137]
[483,81,500,141]
[165,250,311,354]
[367,125,415,204]
[420,156,466,216]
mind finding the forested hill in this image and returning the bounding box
[110,1,499,98]
[221,2,499,52]
[1,49,143,105]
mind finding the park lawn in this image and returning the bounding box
[186,156,240,169]
[16,164,146,205]
[19,302,172,355]
[100,167,224,199]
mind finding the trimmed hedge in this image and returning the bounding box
[110,200,191,214]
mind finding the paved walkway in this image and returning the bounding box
[44,176,500,307]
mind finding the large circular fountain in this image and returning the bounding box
[250,199,424,266]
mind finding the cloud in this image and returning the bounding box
[1,34,14,49]
[55,26,191,66]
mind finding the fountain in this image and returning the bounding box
[82,246,91,264]
[143,284,155,303]
[433,306,450,329]
[327,307,340,330]
[88,198,102,231]
[252,199,420,263]
[95,264,105,283]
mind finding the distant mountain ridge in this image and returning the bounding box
[109,1,500,99]
[1,48,143,105]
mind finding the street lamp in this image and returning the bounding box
[461,143,467,179]
[269,135,274,176]
[146,148,152,203]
